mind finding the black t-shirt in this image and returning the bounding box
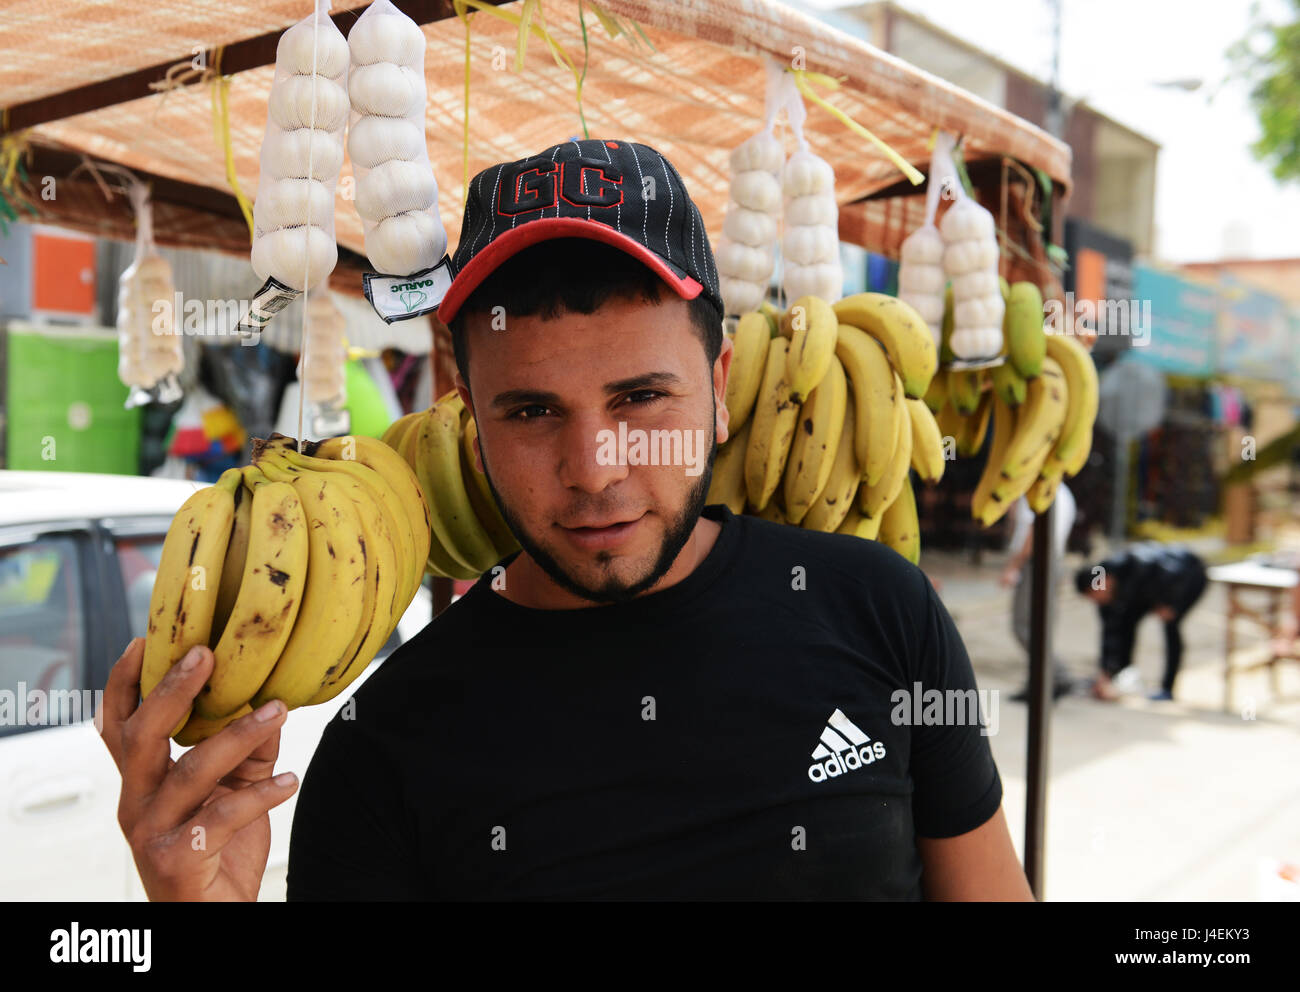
[286,503,1002,900]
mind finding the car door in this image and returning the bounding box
[0,522,133,900]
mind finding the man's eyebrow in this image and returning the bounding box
[490,371,685,410]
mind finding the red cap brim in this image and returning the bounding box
[437,217,704,325]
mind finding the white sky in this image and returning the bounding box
[799,0,1300,263]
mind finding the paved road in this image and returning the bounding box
[927,547,1300,901]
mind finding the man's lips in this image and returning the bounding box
[559,513,646,550]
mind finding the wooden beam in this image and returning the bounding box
[2,0,509,134]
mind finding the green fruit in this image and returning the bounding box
[1005,281,1046,379]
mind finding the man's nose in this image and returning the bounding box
[556,410,630,494]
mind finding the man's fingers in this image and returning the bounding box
[220,727,285,789]
[99,638,146,758]
[118,646,213,807]
[186,770,300,853]
[147,701,289,831]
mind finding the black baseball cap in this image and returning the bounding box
[438,138,722,325]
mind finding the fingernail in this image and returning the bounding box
[254,699,283,722]
[179,647,203,672]
[274,772,298,787]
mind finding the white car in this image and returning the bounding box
[0,469,437,901]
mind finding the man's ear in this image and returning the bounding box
[714,333,734,446]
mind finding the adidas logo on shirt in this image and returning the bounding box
[807,708,887,782]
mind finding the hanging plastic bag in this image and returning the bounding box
[780,72,841,304]
[118,179,183,408]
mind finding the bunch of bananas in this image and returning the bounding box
[928,280,1100,526]
[139,434,431,745]
[381,388,520,579]
[709,292,942,564]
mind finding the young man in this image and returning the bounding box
[100,139,1031,901]
[1074,543,1208,702]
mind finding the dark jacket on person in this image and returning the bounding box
[1091,544,1207,673]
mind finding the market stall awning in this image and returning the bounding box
[2,0,1070,284]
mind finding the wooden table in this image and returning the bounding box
[1206,561,1299,713]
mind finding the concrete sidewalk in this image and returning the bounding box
[924,547,1300,901]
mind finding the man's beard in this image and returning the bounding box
[480,420,717,606]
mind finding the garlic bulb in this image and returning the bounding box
[346,115,425,170]
[348,62,422,117]
[897,224,945,344]
[354,159,437,222]
[716,130,784,315]
[268,75,350,132]
[118,250,181,391]
[940,196,1003,359]
[346,0,447,277]
[346,5,425,67]
[277,17,351,78]
[781,148,841,304]
[251,3,348,294]
[368,210,445,275]
[251,225,338,292]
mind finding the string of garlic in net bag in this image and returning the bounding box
[896,133,956,348]
[117,179,182,406]
[347,0,447,277]
[301,281,348,408]
[936,134,1004,360]
[250,0,347,294]
[780,74,842,304]
[716,58,786,316]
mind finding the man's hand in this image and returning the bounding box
[999,565,1021,588]
[99,638,299,901]
[1153,605,1176,623]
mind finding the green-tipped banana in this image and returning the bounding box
[1005,281,1046,379]
[948,369,983,415]
[991,362,1028,407]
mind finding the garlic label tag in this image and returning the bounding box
[363,255,453,324]
[238,276,301,337]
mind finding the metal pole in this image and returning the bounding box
[1023,500,1054,898]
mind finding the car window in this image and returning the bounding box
[115,535,165,640]
[0,536,85,737]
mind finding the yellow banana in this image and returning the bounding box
[753,488,789,524]
[414,400,500,573]
[1027,470,1062,514]
[984,437,1054,526]
[783,354,848,524]
[922,368,949,414]
[1043,332,1099,476]
[781,294,839,403]
[257,450,399,688]
[141,469,240,739]
[268,439,420,621]
[877,474,920,564]
[724,312,771,432]
[174,703,253,748]
[310,433,432,605]
[211,478,252,643]
[906,397,946,485]
[706,416,752,515]
[195,467,308,720]
[948,368,983,415]
[859,394,913,519]
[956,390,994,458]
[744,336,801,511]
[381,411,422,450]
[971,395,1017,525]
[836,322,902,487]
[990,362,1028,407]
[1000,355,1068,480]
[801,391,861,533]
[759,300,781,338]
[836,501,883,541]
[832,292,937,399]
[936,401,966,448]
[250,470,369,711]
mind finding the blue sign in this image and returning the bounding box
[1130,265,1216,377]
